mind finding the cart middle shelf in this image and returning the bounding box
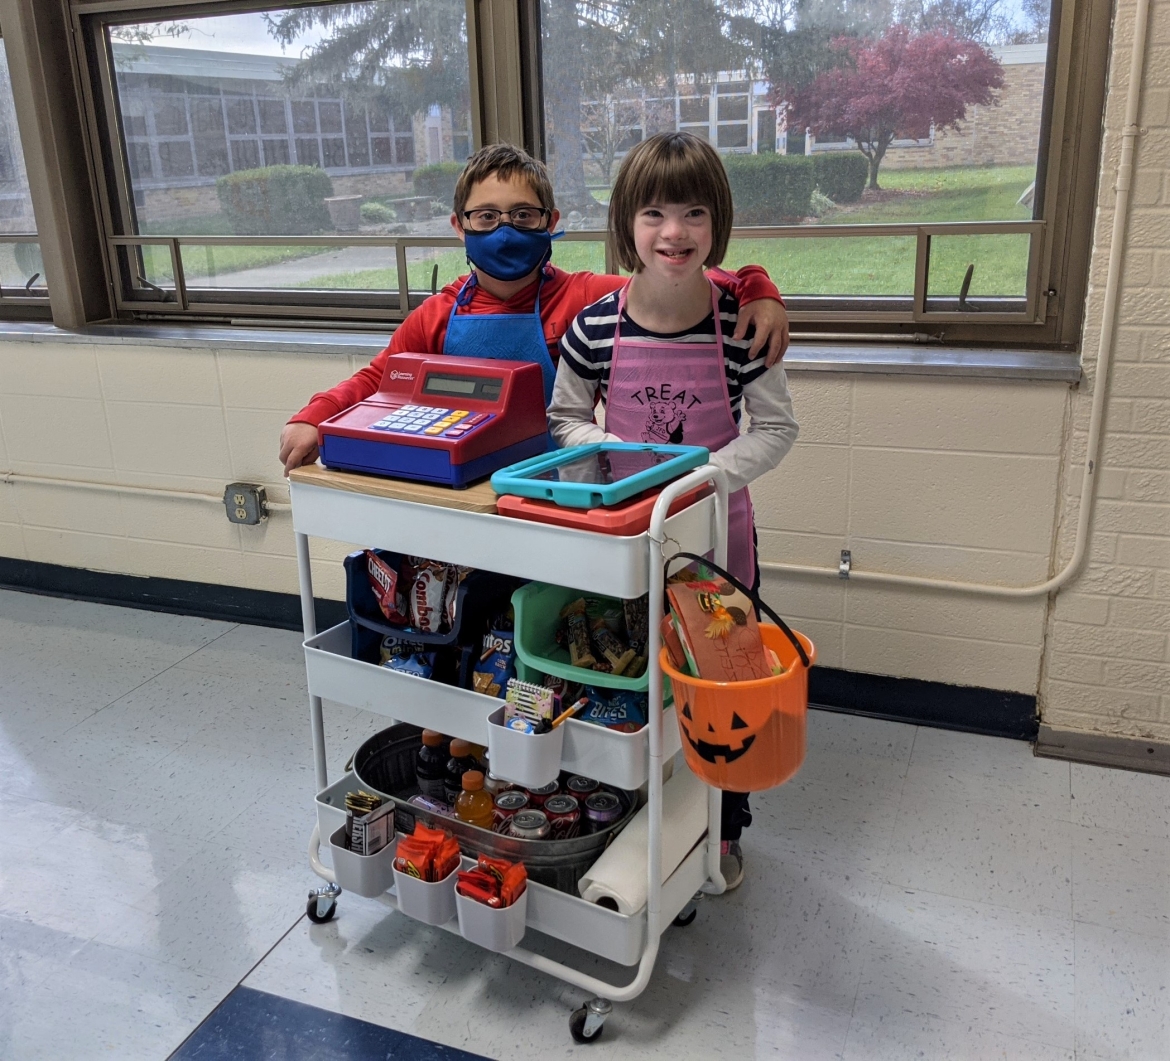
[305,621,681,792]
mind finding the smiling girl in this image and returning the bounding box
[548,132,799,887]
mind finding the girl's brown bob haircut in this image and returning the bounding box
[608,132,734,272]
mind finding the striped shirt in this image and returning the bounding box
[558,288,768,423]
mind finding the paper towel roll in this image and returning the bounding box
[577,766,708,915]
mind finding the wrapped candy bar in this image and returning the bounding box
[559,598,597,669]
[589,620,636,676]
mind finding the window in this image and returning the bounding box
[539,0,1063,339]
[0,33,48,311]
[81,1,474,321]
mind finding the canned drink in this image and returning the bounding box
[508,809,551,840]
[565,776,599,799]
[583,791,623,832]
[483,772,513,798]
[492,789,529,834]
[523,780,560,808]
[543,794,581,839]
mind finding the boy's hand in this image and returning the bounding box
[735,298,790,367]
[279,422,320,476]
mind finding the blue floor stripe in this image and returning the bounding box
[170,986,491,1061]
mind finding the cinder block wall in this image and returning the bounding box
[1040,0,1170,741]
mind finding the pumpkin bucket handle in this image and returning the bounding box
[665,551,811,670]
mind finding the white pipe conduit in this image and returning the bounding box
[762,0,1151,600]
[1,471,292,510]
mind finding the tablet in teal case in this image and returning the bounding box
[491,443,709,509]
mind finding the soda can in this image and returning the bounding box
[583,791,623,832]
[492,789,529,834]
[565,776,599,799]
[543,794,581,839]
[508,809,551,840]
[523,780,560,809]
[483,772,513,798]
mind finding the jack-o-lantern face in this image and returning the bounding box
[678,699,757,764]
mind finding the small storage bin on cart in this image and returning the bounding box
[394,864,458,925]
[457,888,528,952]
[329,825,397,898]
[486,704,565,789]
[344,549,518,686]
[491,442,708,509]
[512,582,648,693]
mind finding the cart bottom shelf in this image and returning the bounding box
[315,774,709,967]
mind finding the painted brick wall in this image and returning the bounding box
[1040,0,1170,740]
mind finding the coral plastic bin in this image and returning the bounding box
[662,624,815,792]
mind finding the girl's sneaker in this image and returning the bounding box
[719,840,744,890]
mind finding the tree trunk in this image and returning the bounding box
[867,133,892,189]
[541,0,599,215]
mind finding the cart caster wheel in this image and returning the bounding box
[673,891,701,927]
[306,895,336,923]
[569,998,611,1044]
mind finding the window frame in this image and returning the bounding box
[53,0,1110,347]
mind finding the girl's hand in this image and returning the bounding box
[735,298,790,367]
[279,421,320,476]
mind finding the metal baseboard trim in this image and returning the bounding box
[1035,723,1170,776]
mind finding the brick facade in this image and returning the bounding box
[1040,0,1170,741]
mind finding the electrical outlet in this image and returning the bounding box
[223,483,267,525]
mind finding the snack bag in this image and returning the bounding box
[366,550,409,625]
[409,559,452,633]
[471,625,516,697]
[578,688,648,732]
[559,598,597,669]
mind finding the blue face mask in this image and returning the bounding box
[463,224,554,282]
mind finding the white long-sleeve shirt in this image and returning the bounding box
[548,288,799,493]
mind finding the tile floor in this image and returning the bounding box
[1,587,1168,1060]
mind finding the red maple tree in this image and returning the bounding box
[786,26,1004,190]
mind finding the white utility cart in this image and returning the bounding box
[290,461,730,1044]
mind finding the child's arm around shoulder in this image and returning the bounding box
[711,357,799,495]
[547,305,619,450]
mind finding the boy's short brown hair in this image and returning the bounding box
[452,143,556,223]
[608,132,733,272]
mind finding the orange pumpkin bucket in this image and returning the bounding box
[662,624,815,792]
[658,550,815,792]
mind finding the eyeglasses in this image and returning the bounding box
[461,207,552,233]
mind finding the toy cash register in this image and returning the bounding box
[318,353,548,487]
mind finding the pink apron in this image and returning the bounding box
[605,281,756,587]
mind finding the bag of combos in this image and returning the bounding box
[365,550,471,636]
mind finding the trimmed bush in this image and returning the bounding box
[412,162,463,207]
[723,154,814,224]
[360,201,395,224]
[813,153,868,204]
[216,165,334,236]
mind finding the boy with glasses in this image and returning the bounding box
[280,143,788,473]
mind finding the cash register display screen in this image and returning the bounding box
[531,450,675,485]
[423,373,502,401]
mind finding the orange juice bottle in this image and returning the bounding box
[454,770,494,829]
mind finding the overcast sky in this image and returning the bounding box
[120,14,324,57]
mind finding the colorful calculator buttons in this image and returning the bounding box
[368,405,492,439]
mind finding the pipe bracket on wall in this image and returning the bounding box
[839,550,852,579]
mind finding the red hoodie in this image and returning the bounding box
[290,264,782,427]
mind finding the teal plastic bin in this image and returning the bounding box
[511,582,649,692]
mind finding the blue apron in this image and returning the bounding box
[443,271,557,405]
